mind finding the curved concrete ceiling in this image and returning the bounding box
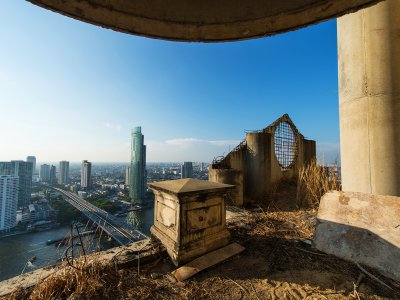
[27,0,382,42]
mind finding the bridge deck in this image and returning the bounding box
[52,187,148,245]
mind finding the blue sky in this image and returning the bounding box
[0,1,340,163]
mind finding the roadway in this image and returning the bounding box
[49,186,148,245]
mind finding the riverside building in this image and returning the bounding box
[0,175,19,231]
[0,161,33,208]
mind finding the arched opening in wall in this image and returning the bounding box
[273,121,298,171]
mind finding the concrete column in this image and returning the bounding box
[245,132,270,201]
[338,0,400,196]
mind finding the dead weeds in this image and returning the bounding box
[296,159,341,208]
[3,205,400,300]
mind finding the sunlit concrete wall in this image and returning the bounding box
[209,114,316,206]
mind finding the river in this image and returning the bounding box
[0,207,154,281]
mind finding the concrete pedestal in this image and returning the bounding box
[338,0,400,196]
[148,179,234,266]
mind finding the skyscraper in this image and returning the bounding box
[181,162,193,179]
[125,166,130,186]
[0,161,32,208]
[40,164,51,182]
[81,160,92,189]
[49,165,56,184]
[200,162,204,172]
[129,127,146,204]
[0,175,19,231]
[58,161,69,185]
[26,156,36,174]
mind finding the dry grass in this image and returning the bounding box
[296,159,341,208]
[6,254,183,300]
[20,258,121,300]
[247,209,317,241]
[5,176,400,300]
[5,208,399,300]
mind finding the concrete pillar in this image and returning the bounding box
[245,132,270,201]
[338,0,400,196]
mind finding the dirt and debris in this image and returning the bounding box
[3,204,399,300]
[2,176,400,300]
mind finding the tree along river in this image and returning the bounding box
[0,207,154,281]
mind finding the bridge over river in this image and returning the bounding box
[49,186,148,245]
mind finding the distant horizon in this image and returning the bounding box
[2,154,340,166]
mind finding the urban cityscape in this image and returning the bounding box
[1,1,399,299]
[0,126,210,280]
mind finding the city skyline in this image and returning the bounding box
[0,2,340,163]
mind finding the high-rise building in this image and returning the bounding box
[129,127,146,204]
[49,165,56,184]
[0,175,19,230]
[0,161,32,208]
[26,156,36,174]
[0,175,19,231]
[40,164,51,182]
[125,166,130,186]
[81,160,92,189]
[58,161,69,185]
[181,162,193,179]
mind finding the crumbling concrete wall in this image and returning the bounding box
[313,191,400,282]
[208,169,243,206]
[303,139,316,165]
[209,114,316,206]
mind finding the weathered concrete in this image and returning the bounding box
[148,179,234,266]
[313,191,400,282]
[303,139,317,164]
[208,169,243,206]
[209,114,316,206]
[246,131,271,203]
[338,0,400,196]
[0,208,248,297]
[171,242,245,282]
[27,0,382,42]
[0,239,156,297]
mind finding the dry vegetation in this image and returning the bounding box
[296,159,341,208]
[3,163,400,300]
[5,205,399,300]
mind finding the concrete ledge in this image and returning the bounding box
[313,191,400,281]
[0,265,60,297]
[0,239,156,297]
